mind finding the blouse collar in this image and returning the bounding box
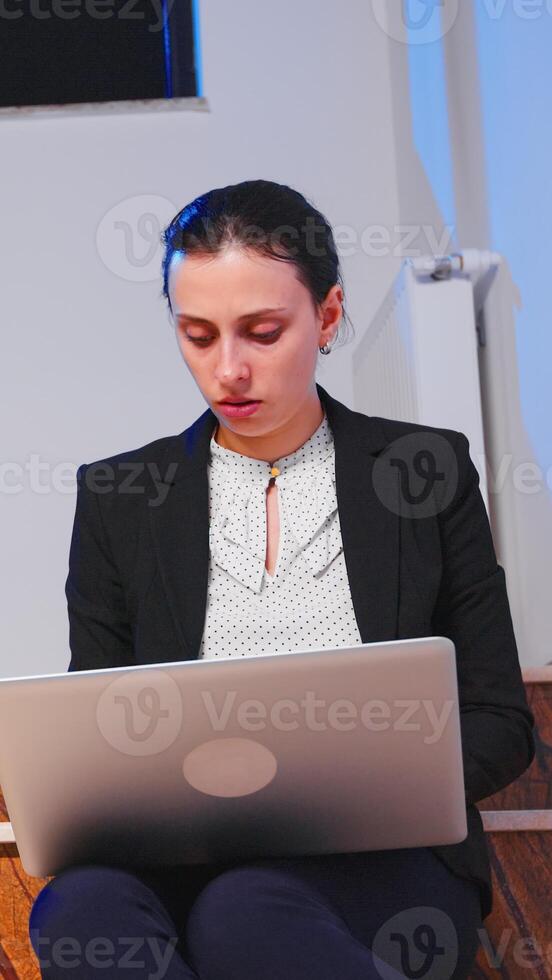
[208,410,334,481]
[207,412,341,592]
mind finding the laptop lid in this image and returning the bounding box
[0,636,467,877]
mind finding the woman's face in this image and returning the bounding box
[168,245,342,436]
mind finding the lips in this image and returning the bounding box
[218,400,262,418]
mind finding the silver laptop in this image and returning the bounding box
[0,636,467,878]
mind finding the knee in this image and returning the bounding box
[185,864,346,977]
[193,864,291,911]
[29,864,142,939]
[185,864,315,948]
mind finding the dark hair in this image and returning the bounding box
[160,179,355,352]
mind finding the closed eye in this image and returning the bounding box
[186,329,281,345]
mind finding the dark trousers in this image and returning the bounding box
[29,846,483,979]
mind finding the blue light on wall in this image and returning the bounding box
[162,0,173,99]
[162,0,203,99]
[191,0,204,98]
[474,3,552,474]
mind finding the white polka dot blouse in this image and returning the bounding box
[197,409,363,659]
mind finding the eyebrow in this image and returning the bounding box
[175,307,288,326]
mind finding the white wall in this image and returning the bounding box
[5,0,544,679]
[1,0,403,678]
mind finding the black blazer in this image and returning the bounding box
[66,382,536,920]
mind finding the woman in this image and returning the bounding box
[29,180,536,979]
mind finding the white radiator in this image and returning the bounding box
[352,250,502,515]
[353,249,551,667]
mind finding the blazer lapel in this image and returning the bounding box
[320,384,400,645]
[149,383,400,661]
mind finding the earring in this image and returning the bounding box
[319,341,333,355]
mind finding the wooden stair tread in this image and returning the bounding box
[480,809,552,831]
[0,822,15,843]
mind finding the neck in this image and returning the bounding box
[214,390,325,462]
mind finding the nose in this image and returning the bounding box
[214,340,250,384]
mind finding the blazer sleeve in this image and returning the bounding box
[431,431,537,805]
[65,463,135,672]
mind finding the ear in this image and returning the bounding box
[318,284,343,345]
